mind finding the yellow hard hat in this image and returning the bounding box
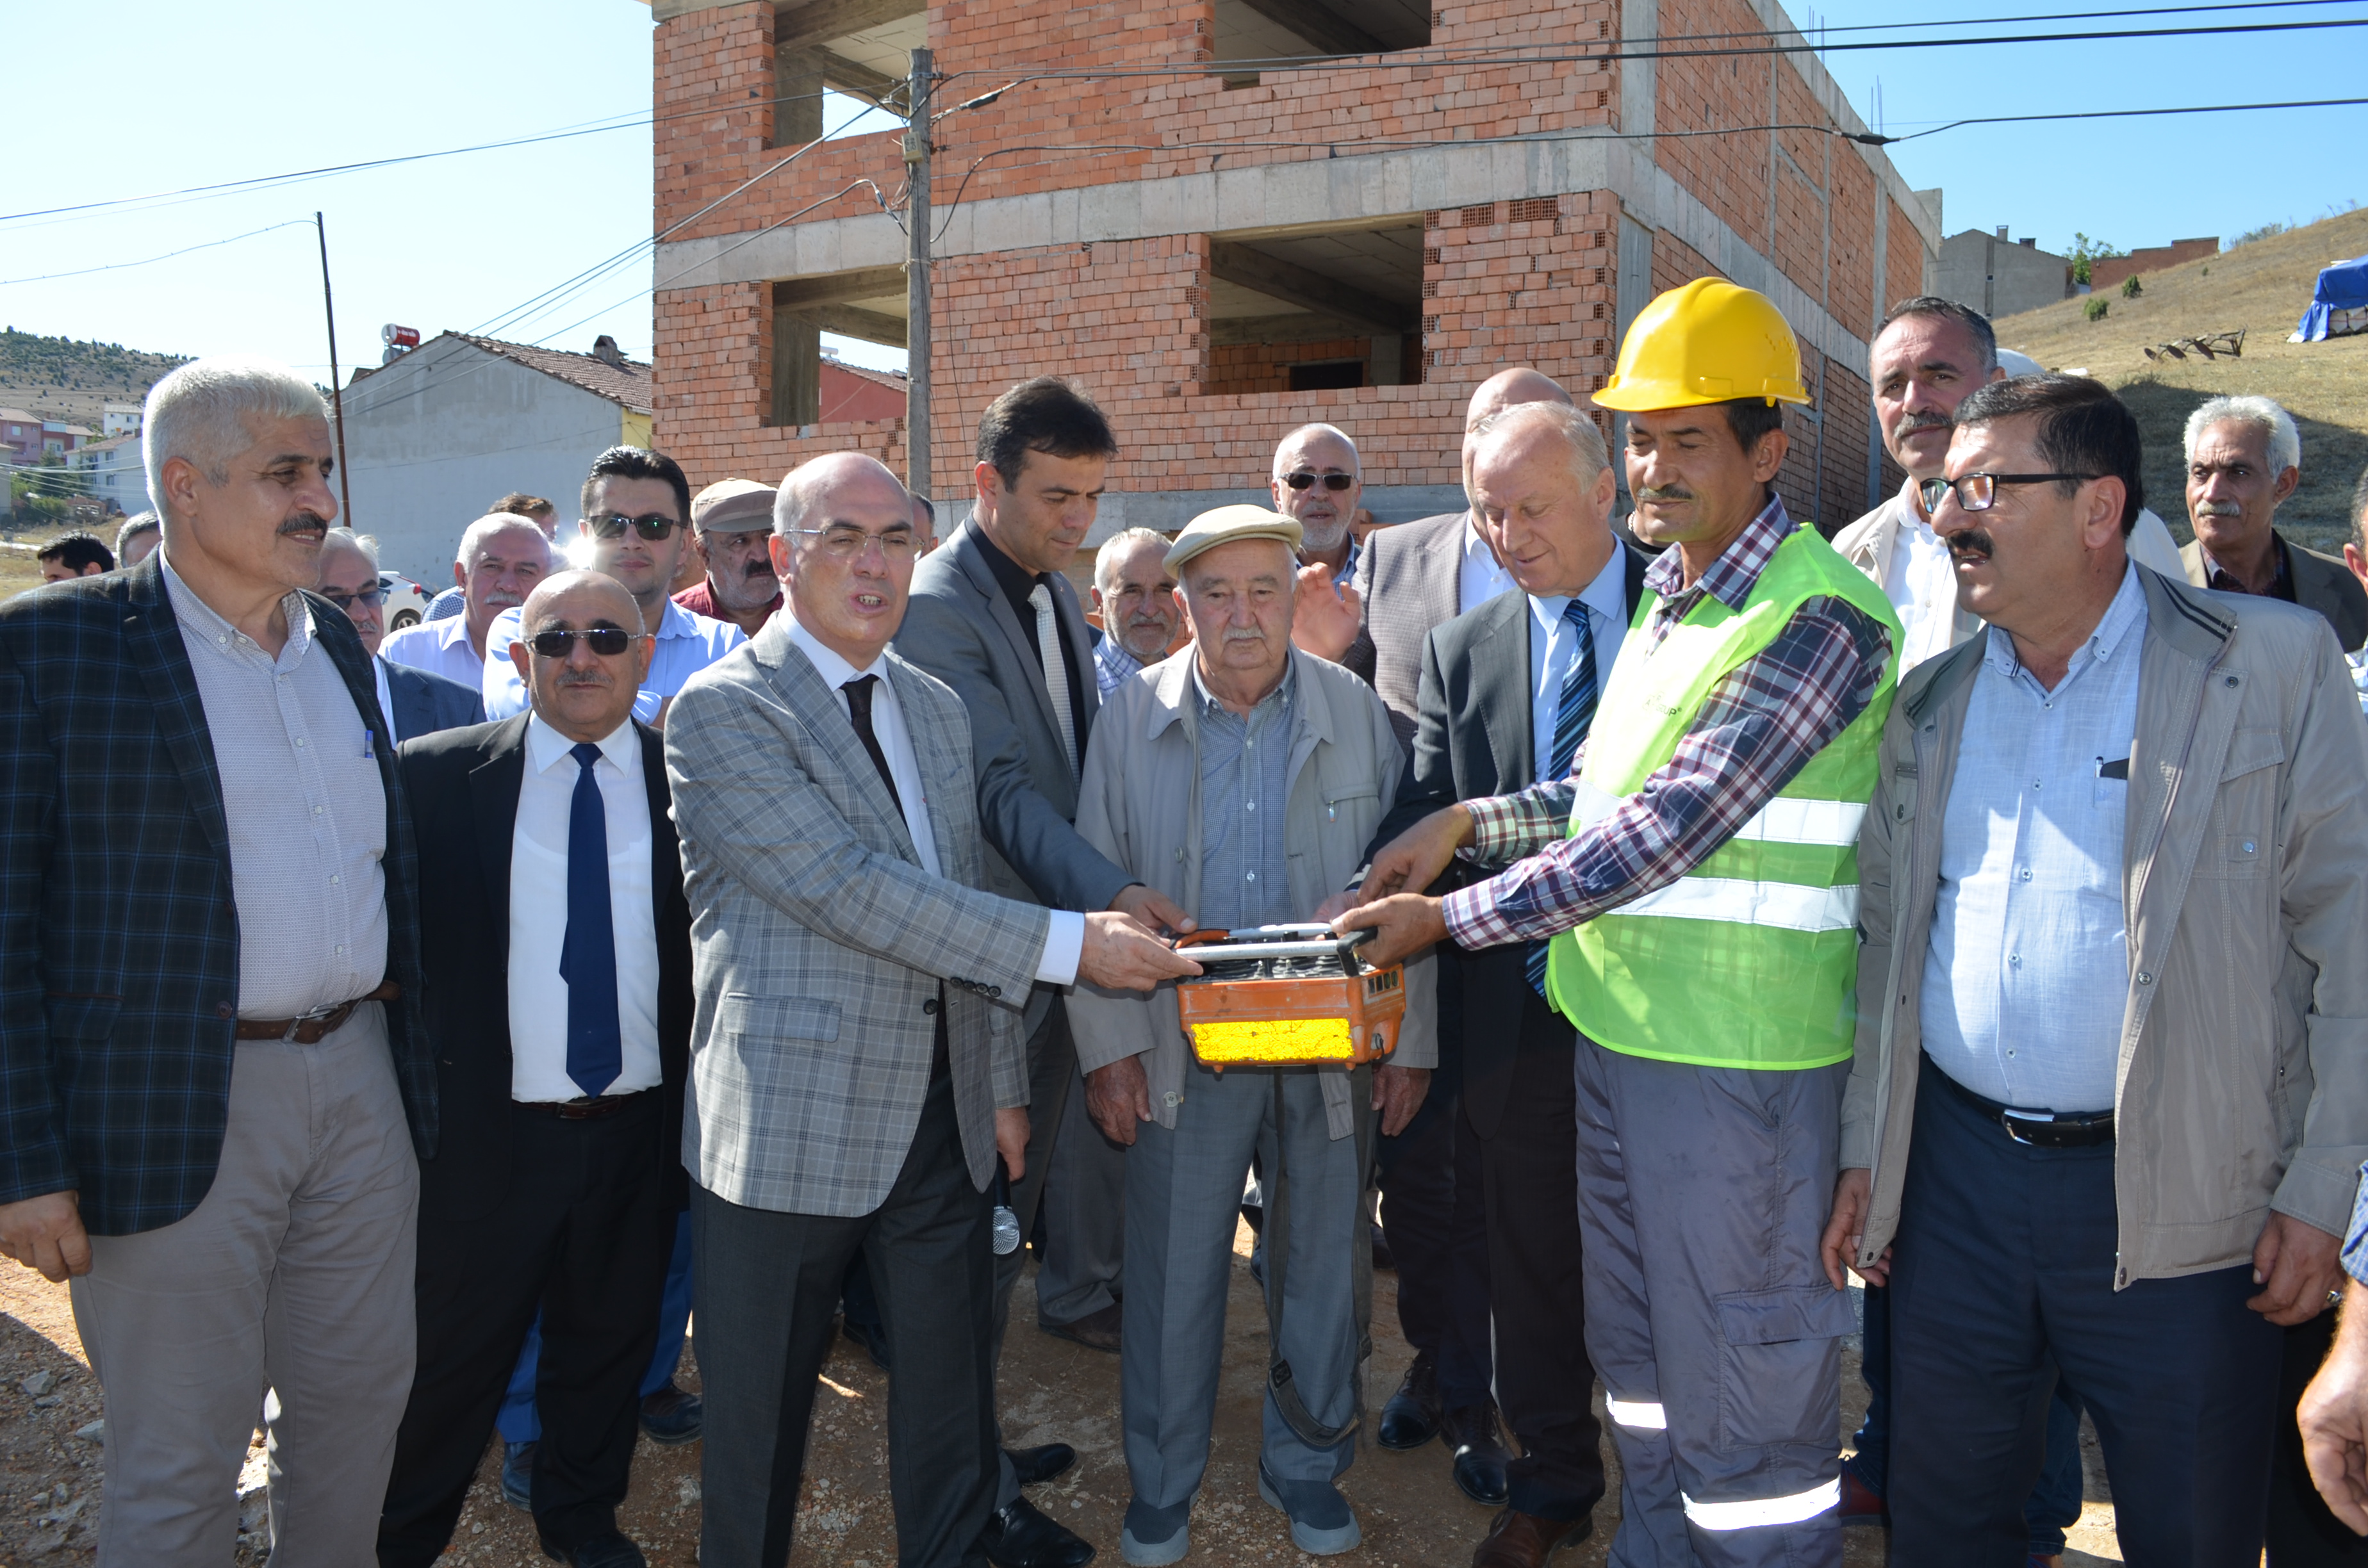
[1594,277,1811,411]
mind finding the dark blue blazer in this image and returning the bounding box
[384,659,484,742]
[0,554,435,1236]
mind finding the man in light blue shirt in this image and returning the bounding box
[482,449,744,724]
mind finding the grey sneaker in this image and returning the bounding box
[1255,1464,1360,1556]
[1120,1494,1192,1566]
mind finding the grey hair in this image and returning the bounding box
[114,510,160,555]
[321,527,379,569]
[2185,395,2301,477]
[1272,422,1360,480]
[1094,527,1172,592]
[455,511,550,569]
[143,356,327,525]
[1472,400,1611,484]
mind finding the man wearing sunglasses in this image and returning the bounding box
[1822,375,2368,1564]
[318,528,481,747]
[380,569,693,1568]
[483,447,744,730]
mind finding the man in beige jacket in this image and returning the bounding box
[1067,505,1433,1565]
[1820,375,2368,1564]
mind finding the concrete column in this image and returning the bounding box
[774,45,825,147]
[771,300,821,427]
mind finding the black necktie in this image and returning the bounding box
[842,675,903,815]
[559,742,621,1098]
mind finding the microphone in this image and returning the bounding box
[991,1167,1022,1257]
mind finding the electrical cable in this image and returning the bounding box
[0,221,315,288]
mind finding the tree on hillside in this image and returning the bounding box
[2068,233,2128,287]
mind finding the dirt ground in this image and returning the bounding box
[0,1220,2128,1567]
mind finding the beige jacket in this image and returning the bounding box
[1841,566,2368,1285]
[1832,478,2185,656]
[1067,646,1436,1140]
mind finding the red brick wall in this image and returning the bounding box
[648,0,1925,519]
[2089,238,2217,293]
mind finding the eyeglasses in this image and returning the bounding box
[319,586,384,610]
[1283,472,1356,493]
[785,525,919,560]
[587,511,682,541]
[525,627,648,658]
[1919,472,2101,514]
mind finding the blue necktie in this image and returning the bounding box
[1528,600,1599,998]
[558,741,622,1099]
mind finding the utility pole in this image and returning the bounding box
[314,211,354,528]
[903,47,933,511]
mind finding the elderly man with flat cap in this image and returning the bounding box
[1069,504,1433,1564]
[675,478,784,639]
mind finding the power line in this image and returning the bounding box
[0,221,315,288]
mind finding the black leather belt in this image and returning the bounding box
[517,1088,655,1122]
[1930,1060,2114,1148]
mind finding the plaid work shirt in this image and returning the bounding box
[1440,496,1893,951]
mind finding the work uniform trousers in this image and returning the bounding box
[377,1091,673,1565]
[1887,1065,2282,1567]
[1121,1063,1363,1508]
[1573,1037,1852,1568]
[69,1005,420,1568]
[991,1002,1079,1509]
[691,1062,997,1568]
[1470,990,1607,1523]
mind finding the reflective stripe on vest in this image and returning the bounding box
[1571,780,1866,849]
[1615,876,1859,933]
[1681,1477,1841,1531]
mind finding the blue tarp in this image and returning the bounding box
[2296,254,2368,341]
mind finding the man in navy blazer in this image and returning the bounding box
[0,357,435,1565]
[318,528,484,744]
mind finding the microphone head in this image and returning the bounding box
[991,1204,1023,1256]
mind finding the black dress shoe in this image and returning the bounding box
[541,1529,647,1567]
[1007,1441,1077,1487]
[1441,1402,1513,1507]
[980,1495,1097,1567]
[1377,1351,1442,1450]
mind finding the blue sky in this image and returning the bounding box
[1,1,2358,386]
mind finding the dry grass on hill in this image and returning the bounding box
[1992,206,2368,555]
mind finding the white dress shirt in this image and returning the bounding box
[1920,564,2146,1113]
[783,619,1085,986]
[373,655,399,746]
[379,612,484,692]
[482,598,744,723]
[508,714,664,1102]
[1458,514,1520,614]
[1879,485,1962,672]
[1526,548,1632,783]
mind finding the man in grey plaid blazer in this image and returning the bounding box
[665,452,1194,1568]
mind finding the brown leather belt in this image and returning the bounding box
[517,1089,655,1122]
[234,981,401,1045]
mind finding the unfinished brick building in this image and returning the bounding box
[646,0,1941,539]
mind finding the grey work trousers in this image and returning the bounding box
[1573,1037,1852,1568]
[1121,1063,1362,1508]
[989,1002,1076,1510]
[1035,1052,1126,1327]
[69,1006,420,1568]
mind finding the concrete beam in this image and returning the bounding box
[774,0,920,51]
[1207,241,1413,334]
[771,265,907,309]
[1231,0,1386,57]
[782,302,907,347]
[814,47,898,101]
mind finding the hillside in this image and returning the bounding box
[0,330,190,425]
[1993,206,2368,555]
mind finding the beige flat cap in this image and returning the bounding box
[691,477,777,532]
[1164,503,1303,574]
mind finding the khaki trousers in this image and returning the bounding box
[69,1004,420,1567]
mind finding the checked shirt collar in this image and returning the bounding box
[1639,494,1793,648]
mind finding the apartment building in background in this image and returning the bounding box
[643,0,1942,544]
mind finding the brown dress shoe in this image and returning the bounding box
[1037,1300,1122,1353]
[1471,1508,1593,1568]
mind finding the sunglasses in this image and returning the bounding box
[1283,472,1356,493]
[319,586,384,610]
[587,511,682,541]
[525,628,647,658]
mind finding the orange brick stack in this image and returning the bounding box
[650,0,1929,527]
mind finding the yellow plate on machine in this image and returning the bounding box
[1189,1017,1358,1065]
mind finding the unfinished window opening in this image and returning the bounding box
[771,0,923,146]
[769,265,907,428]
[1211,0,1430,85]
[1202,219,1424,398]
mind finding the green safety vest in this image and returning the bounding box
[1544,523,1902,1070]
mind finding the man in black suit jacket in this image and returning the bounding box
[377,571,693,1568]
[1356,402,1648,1567]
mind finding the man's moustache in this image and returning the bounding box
[2195,502,2244,519]
[743,559,777,580]
[1635,486,1693,503]
[1894,413,1952,439]
[1947,529,1996,563]
[277,512,329,537]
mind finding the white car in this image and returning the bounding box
[379,573,431,633]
